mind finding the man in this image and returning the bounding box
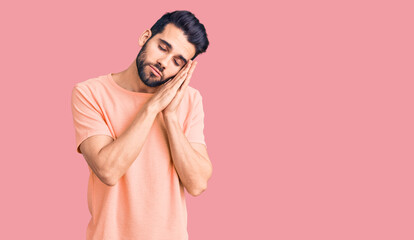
[71,10,212,240]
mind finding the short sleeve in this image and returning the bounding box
[185,90,206,147]
[71,85,113,154]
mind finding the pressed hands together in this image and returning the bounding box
[84,60,211,195]
[146,60,198,117]
[145,60,212,196]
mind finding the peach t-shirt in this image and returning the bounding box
[70,73,206,240]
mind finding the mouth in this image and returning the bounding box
[149,65,161,77]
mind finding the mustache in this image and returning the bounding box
[150,64,163,75]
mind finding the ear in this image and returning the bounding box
[138,29,152,47]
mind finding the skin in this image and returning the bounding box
[112,23,196,93]
[79,23,212,196]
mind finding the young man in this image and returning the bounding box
[71,10,212,240]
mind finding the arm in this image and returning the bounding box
[161,61,213,196]
[163,114,212,196]
[83,106,157,186]
[78,62,193,186]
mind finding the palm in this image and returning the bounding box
[163,91,181,113]
[162,61,196,115]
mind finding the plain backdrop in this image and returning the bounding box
[1,0,413,239]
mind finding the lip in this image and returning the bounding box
[149,65,161,76]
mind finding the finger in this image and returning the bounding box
[162,65,189,91]
[186,61,197,78]
[174,77,190,102]
[176,61,196,95]
[158,61,193,93]
[172,61,193,89]
[176,61,192,82]
[180,62,196,88]
[183,61,197,86]
[174,60,193,80]
[178,60,193,74]
[178,74,190,93]
[160,64,190,89]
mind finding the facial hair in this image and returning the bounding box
[135,42,172,87]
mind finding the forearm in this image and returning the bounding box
[98,103,158,185]
[163,114,211,196]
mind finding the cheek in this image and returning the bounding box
[170,69,182,78]
[163,72,173,80]
[145,45,161,61]
[164,70,178,80]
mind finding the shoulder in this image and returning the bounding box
[73,74,107,91]
[72,74,108,98]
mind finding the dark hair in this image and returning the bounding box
[149,10,209,60]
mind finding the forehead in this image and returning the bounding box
[154,23,196,60]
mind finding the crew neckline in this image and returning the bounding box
[107,73,154,97]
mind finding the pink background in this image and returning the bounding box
[1,0,413,239]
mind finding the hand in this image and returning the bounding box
[162,61,197,117]
[145,60,195,114]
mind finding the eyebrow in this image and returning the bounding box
[159,38,188,65]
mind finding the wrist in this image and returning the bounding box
[163,111,178,121]
[144,102,160,116]
[145,101,160,116]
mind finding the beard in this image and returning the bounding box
[135,42,172,87]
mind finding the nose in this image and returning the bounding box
[156,55,170,71]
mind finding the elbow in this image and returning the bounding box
[103,177,117,187]
[188,167,213,197]
[96,155,118,187]
[97,172,117,187]
[188,183,208,197]
[98,168,118,187]
[105,171,121,187]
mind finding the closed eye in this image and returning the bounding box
[159,45,180,66]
